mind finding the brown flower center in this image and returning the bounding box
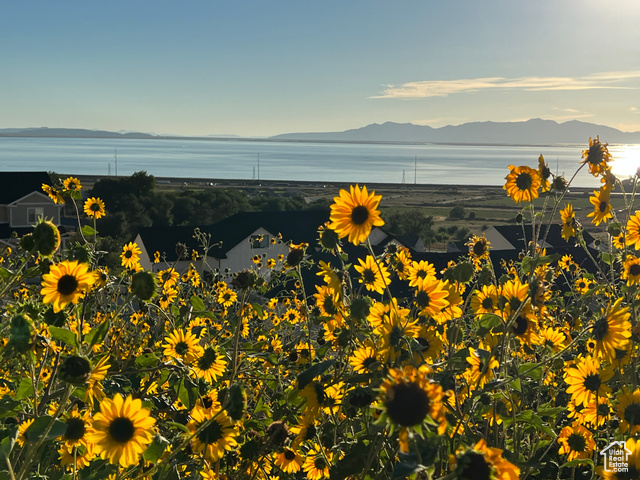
[567,432,587,452]
[351,206,370,225]
[65,417,86,441]
[629,264,640,277]
[109,417,135,443]
[515,172,533,191]
[384,381,430,427]
[57,275,79,296]
[583,373,602,393]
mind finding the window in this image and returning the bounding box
[250,234,269,249]
[27,207,44,224]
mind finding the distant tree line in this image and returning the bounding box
[84,171,330,243]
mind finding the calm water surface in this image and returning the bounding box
[1,137,639,188]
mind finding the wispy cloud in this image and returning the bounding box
[372,71,640,99]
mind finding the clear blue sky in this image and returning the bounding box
[2,0,640,136]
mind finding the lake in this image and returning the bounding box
[1,136,639,188]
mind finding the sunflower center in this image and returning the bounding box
[284,449,296,461]
[197,349,217,370]
[473,241,486,256]
[481,297,494,310]
[174,341,190,355]
[90,203,101,212]
[598,201,608,213]
[417,336,430,352]
[515,172,533,191]
[362,356,377,372]
[351,206,370,225]
[588,145,604,165]
[592,317,609,341]
[109,417,135,443]
[125,251,133,259]
[57,275,79,296]
[583,373,602,393]
[314,456,327,470]
[415,290,431,308]
[597,403,611,417]
[362,269,377,284]
[384,381,430,427]
[630,264,640,277]
[511,316,528,336]
[323,296,337,315]
[567,432,586,452]
[458,451,493,480]
[624,402,640,426]
[417,269,428,279]
[197,419,223,444]
[65,417,86,441]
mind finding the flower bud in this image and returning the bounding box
[59,355,92,386]
[131,271,156,301]
[33,219,61,257]
[9,314,35,353]
[225,383,246,421]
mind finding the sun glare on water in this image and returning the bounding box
[610,145,640,179]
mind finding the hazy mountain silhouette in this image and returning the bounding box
[271,119,640,144]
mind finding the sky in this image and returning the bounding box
[2,0,640,137]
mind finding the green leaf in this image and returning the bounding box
[0,426,17,458]
[518,362,543,380]
[85,320,110,346]
[190,295,205,312]
[453,262,474,283]
[81,225,96,237]
[521,256,533,274]
[135,353,160,368]
[0,396,21,417]
[143,434,170,462]
[48,326,79,350]
[560,458,594,469]
[15,377,34,400]
[176,377,198,410]
[166,421,191,434]
[297,359,336,389]
[0,267,13,278]
[600,252,615,266]
[25,415,67,442]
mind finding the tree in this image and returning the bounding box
[449,206,466,219]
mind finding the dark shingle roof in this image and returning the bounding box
[137,210,331,261]
[0,172,52,204]
[489,224,595,250]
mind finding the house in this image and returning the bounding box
[135,210,404,275]
[483,224,595,251]
[0,172,63,244]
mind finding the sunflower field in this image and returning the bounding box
[1,137,639,480]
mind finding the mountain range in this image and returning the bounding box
[2,119,640,144]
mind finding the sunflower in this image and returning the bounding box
[63,176,82,192]
[392,248,412,280]
[587,188,613,226]
[85,355,110,408]
[613,232,626,249]
[538,327,568,353]
[470,285,499,316]
[453,439,520,480]
[191,348,227,383]
[375,300,420,362]
[163,329,204,364]
[557,422,596,461]
[582,136,612,177]
[274,447,304,474]
[157,267,179,286]
[509,311,540,346]
[580,396,612,427]
[314,285,339,317]
[158,282,178,310]
[504,165,541,203]
[187,406,239,462]
[622,255,640,286]
[302,445,332,480]
[83,197,106,219]
[120,242,142,270]
[626,211,640,250]
[17,418,34,447]
[413,275,449,318]
[538,154,551,192]
[216,287,237,308]
[322,381,345,415]
[414,326,444,362]
[407,260,436,287]
[466,234,491,262]
[59,407,92,448]
[58,443,94,471]
[377,365,447,453]
[564,355,613,407]
[328,184,384,245]
[42,184,65,204]
[464,347,499,390]
[617,388,640,434]
[41,260,96,313]
[560,203,576,241]
[592,298,631,362]
[354,255,390,295]
[87,394,155,467]
[349,344,380,375]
